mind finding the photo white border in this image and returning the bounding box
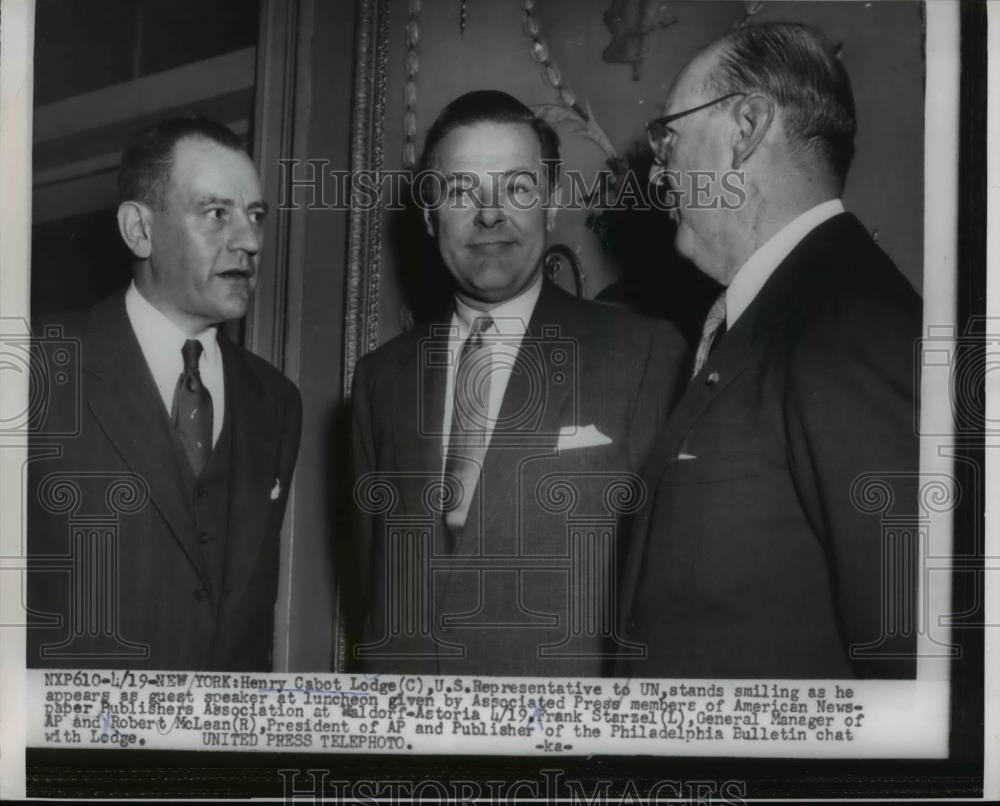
[0,0,35,800]
[984,3,999,803]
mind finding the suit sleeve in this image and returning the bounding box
[785,294,920,678]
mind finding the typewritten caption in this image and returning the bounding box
[27,671,946,757]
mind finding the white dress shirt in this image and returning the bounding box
[441,273,543,463]
[125,281,225,446]
[726,199,845,328]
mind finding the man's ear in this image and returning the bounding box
[117,201,153,260]
[731,94,775,170]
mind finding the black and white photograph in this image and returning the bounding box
[0,0,990,800]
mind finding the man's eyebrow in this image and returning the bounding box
[444,168,539,181]
[197,195,269,215]
[198,195,235,207]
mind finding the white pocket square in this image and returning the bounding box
[557,424,613,451]
[270,478,282,501]
[677,453,697,461]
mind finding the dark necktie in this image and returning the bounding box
[691,292,727,380]
[442,314,494,545]
[172,339,213,477]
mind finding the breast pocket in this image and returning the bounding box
[664,446,786,486]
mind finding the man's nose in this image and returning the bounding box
[474,194,506,228]
[229,210,262,254]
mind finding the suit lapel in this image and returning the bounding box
[83,292,210,587]
[640,320,763,485]
[617,328,762,625]
[218,336,278,605]
[392,322,451,521]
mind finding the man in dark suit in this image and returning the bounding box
[351,91,688,677]
[27,117,302,671]
[618,23,921,679]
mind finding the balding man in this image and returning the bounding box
[618,23,921,678]
[27,117,302,670]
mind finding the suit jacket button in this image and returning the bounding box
[196,484,207,499]
[194,588,209,602]
[706,371,720,386]
[199,530,210,544]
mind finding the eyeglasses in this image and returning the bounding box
[645,92,746,165]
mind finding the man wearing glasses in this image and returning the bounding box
[617,23,921,678]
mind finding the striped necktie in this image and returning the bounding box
[691,293,727,380]
[442,314,494,545]
[172,339,213,476]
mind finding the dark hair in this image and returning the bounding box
[417,90,561,195]
[710,22,856,182]
[117,116,245,207]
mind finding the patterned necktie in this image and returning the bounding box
[442,314,494,544]
[172,339,213,477]
[691,292,727,380]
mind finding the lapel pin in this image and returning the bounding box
[706,371,720,386]
[270,478,282,501]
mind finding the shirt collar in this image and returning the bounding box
[125,280,219,363]
[726,199,845,328]
[453,272,543,338]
